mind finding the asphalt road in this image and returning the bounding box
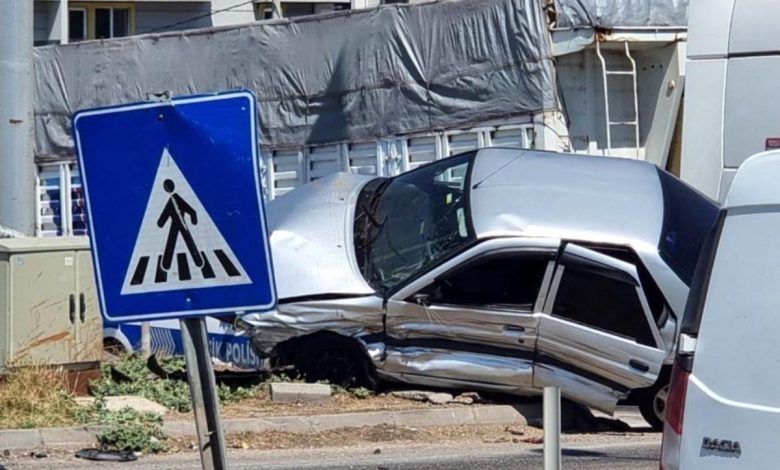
[1,434,661,469]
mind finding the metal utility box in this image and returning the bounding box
[0,237,102,373]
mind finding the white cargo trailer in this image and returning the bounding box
[35,0,690,234]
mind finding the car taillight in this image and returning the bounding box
[660,359,691,470]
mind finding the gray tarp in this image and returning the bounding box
[34,0,555,157]
[556,0,689,28]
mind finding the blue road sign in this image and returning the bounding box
[73,91,276,322]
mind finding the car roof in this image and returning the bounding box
[469,148,665,250]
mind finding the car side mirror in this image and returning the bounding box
[412,293,431,307]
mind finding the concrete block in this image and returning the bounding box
[472,405,526,426]
[103,396,169,415]
[269,382,331,404]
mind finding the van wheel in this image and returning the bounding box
[294,336,378,390]
[639,380,669,431]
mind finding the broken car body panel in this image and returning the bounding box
[265,172,374,300]
[239,148,718,414]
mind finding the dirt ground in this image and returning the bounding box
[169,423,544,452]
[170,390,439,421]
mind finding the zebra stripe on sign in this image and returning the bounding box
[129,249,241,286]
[120,148,251,295]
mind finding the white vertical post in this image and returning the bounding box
[543,386,562,470]
[141,322,152,357]
[0,0,36,235]
[59,0,69,44]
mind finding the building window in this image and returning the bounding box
[255,3,275,20]
[282,3,315,17]
[69,3,135,41]
[37,162,88,237]
[69,8,88,41]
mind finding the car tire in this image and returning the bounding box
[294,336,378,390]
[638,370,671,431]
[103,337,127,356]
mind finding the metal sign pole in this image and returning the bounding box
[181,317,227,470]
[543,386,562,470]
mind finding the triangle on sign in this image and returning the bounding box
[121,148,252,295]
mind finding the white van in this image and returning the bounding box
[681,0,780,201]
[660,150,780,469]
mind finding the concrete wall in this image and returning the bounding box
[209,0,256,27]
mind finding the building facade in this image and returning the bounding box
[33,0,367,46]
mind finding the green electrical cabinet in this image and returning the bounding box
[0,237,102,373]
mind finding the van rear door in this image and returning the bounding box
[534,244,667,412]
[678,198,780,468]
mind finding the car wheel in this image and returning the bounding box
[103,337,127,356]
[295,337,378,390]
[639,380,669,431]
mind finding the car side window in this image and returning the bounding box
[421,252,551,310]
[552,265,656,347]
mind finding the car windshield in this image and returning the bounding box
[355,153,476,293]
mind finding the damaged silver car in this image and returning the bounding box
[237,148,718,430]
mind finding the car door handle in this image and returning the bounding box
[629,359,650,373]
[504,325,526,333]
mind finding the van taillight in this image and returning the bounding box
[666,360,690,434]
[660,359,691,470]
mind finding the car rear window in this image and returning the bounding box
[656,169,719,286]
[680,211,726,336]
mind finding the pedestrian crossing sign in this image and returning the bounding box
[73,91,276,322]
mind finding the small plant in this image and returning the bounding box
[94,407,167,453]
[217,383,262,402]
[90,356,193,412]
[90,355,265,412]
[349,387,373,399]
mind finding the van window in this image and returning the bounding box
[422,252,550,310]
[657,169,719,286]
[553,266,655,347]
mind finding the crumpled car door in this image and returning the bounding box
[383,237,558,392]
[534,244,667,412]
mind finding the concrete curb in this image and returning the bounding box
[0,405,527,451]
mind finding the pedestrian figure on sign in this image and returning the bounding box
[158,178,204,270]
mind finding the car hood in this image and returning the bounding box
[265,172,377,301]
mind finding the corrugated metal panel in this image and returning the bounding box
[308,144,342,182]
[271,149,304,198]
[37,165,63,237]
[406,135,439,170]
[348,142,378,176]
[446,131,482,156]
[491,126,534,148]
